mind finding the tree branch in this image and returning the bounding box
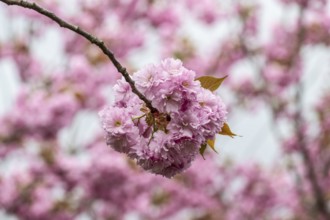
[0,0,158,113]
[292,7,330,220]
[235,4,329,218]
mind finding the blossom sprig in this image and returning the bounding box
[100,58,232,177]
[0,0,235,178]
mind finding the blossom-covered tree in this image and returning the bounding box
[0,0,329,219]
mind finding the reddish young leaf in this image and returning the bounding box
[207,139,218,153]
[196,75,227,92]
[219,123,237,138]
[199,143,207,159]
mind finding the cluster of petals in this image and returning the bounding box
[100,58,227,177]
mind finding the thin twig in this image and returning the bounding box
[0,0,158,113]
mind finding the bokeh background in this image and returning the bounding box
[0,0,329,219]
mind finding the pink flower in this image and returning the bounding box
[100,58,227,177]
[99,106,139,153]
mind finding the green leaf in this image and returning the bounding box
[218,123,237,138]
[207,139,218,153]
[199,143,207,159]
[196,75,227,92]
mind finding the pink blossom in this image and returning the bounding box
[100,58,227,177]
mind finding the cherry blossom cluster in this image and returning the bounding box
[99,58,227,177]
